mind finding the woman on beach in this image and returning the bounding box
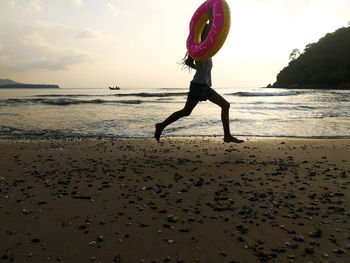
[155,8,243,143]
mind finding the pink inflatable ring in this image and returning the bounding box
[186,0,231,61]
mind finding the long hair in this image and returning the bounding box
[179,51,192,72]
[180,23,209,71]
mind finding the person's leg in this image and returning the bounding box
[155,99,198,142]
[208,93,243,143]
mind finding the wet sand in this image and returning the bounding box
[0,137,349,262]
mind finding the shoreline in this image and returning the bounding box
[1,135,350,142]
[1,137,349,262]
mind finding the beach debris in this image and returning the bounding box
[89,241,97,246]
[113,255,121,262]
[1,138,350,262]
[167,214,179,223]
[309,229,322,238]
[305,247,314,254]
[31,238,41,243]
[2,250,13,261]
[333,248,345,254]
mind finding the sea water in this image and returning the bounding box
[0,87,349,138]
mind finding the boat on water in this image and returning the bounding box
[109,86,120,90]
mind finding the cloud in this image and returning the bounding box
[27,54,89,70]
[21,32,57,51]
[0,22,90,71]
[5,0,16,7]
[4,0,43,12]
[107,2,121,16]
[28,0,43,12]
[72,0,82,6]
[0,47,89,71]
[35,20,105,41]
[76,29,100,39]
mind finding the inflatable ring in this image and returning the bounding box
[186,0,231,61]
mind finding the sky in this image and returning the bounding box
[0,0,349,89]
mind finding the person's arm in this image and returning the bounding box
[207,7,213,29]
[185,56,196,70]
[201,7,213,40]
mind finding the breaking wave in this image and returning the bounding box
[225,91,301,97]
[0,98,147,106]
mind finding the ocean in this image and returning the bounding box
[0,87,349,139]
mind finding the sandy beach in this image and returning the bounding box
[0,137,349,262]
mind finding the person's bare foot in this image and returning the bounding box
[224,136,244,143]
[155,123,163,142]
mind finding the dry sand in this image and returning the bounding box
[0,137,349,263]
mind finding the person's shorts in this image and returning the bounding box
[187,82,217,101]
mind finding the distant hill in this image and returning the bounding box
[0,79,22,86]
[0,79,60,89]
[268,26,350,89]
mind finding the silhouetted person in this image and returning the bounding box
[155,9,243,144]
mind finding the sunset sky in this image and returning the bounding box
[0,0,349,89]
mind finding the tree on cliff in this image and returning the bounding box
[289,48,301,61]
[273,26,350,88]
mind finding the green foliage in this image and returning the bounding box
[275,27,350,87]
